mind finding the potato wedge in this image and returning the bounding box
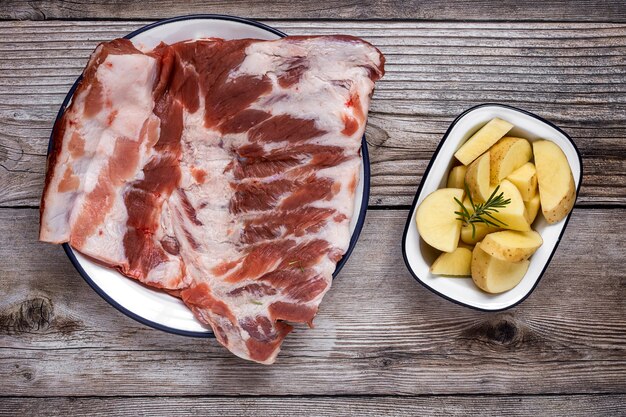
[447,165,467,189]
[431,246,472,276]
[416,188,464,252]
[533,140,576,224]
[458,197,497,244]
[507,162,537,202]
[480,230,543,262]
[488,180,531,232]
[489,137,532,185]
[458,241,476,250]
[460,222,499,245]
[525,193,541,225]
[465,152,491,202]
[454,118,513,165]
[471,243,530,294]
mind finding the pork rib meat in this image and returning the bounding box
[40,35,384,363]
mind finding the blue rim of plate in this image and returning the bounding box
[401,103,583,312]
[49,14,371,337]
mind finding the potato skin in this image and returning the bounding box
[533,140,577,224]
[541,174,576,224]
[480,230,543,262]
[465,152,490,202]
[471,243,491,292]
[471,243,529,294]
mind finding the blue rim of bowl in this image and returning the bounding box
[50,14,371,337]
[401,103,583,312]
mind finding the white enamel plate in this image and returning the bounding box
[402,104,582,311]
[54,15,370,336]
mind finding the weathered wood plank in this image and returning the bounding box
[1,21,625,207]
[1,208,624,396]
[0,395,624,416]
[2,0,626,22]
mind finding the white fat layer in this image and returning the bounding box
[82,54,157,194]
[232,37,378,142]
[39,86,90,242]
[71,54,157,227]
[169,107,240,276]
[40,51,158,243]
[41,52,156,241]
[80,188,128,263]
[311,157,360,217]
[69,56,158,256]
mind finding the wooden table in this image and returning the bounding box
[1,2,625,415]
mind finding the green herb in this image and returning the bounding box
[454,183,511,239]
[288,260,305,273]
[250,300,263,306]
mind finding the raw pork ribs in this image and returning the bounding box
[40,35,384,363]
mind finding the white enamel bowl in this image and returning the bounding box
[402,104,582,311]
[54,15,370,336]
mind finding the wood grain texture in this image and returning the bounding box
[2,0,626,22]
[1,208,624,396]
[1,395,624,417]
[1,21,625,207]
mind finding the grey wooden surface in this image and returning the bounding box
[2,21,626,207]
[1,2,625,416]
[2,395,626,417]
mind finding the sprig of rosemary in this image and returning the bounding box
[454,183,511,239]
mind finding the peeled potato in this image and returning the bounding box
[533,140,576,224]
[458,241,475,250]
[431,246,472,276]
[459,179,528,236]
[471,243,530,294]
[460,222,499,245]
[447,165,467,189]
[465,152,491,202]
[525,193,541,225]
[458,198,498,244]
[507,162,537,202]
[416,188,464,252]
[489,137,532,185]
[454,118,513,166]
[480,230,543,262]
[488,180,531,232]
